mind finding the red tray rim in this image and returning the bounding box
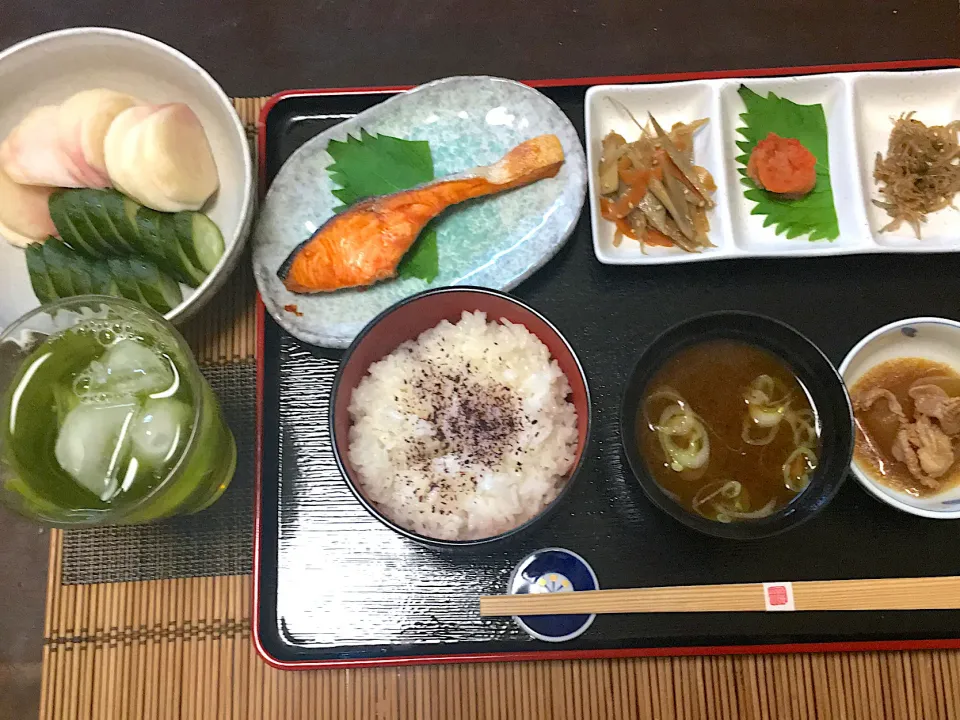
[252,58,960,671]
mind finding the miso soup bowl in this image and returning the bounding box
[620,311,854,540]
[330,286,592,549]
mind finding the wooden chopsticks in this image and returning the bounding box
[479,576,960,617]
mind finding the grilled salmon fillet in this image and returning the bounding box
[278,134,565,293]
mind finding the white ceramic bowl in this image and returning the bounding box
[0,27,254,328]
[839,317,960,518]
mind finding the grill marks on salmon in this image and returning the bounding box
[277,134,565,294]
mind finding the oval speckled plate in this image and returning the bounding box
[252,76,587,348]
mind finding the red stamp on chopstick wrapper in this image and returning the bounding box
[763,582,795,611]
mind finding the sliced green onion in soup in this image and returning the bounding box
[743,374,792,429]
[693,480,749,520]
[741,415,780,446]
[783,445,818,493]
[785,408,818,448]
[693,480,742,510]
[643,386,688,429]
[691,480,776,523]
[715,498,777,523]
[656,404,710,472]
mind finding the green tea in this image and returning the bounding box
[1,307,235,525]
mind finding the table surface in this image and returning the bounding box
[1,1,958,718]
[3,0,958,97]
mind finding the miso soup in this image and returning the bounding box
[637,339,820,522]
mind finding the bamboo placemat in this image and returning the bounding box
[39,96,960,720]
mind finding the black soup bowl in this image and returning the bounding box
[620,311,854,540]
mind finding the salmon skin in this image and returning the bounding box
[278,134,565,294]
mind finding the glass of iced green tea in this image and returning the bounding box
[0,296,236,526]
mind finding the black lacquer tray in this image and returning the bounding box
[254,61,960,669]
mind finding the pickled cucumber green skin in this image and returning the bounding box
[25,243,57,304]
[174,212,224,273]
[67,256,93,295]
[42,239,79,296]
[26,239,181,315]
[62,191,115,255]
[119,196,145,247]
[43,189,224,293]
[128,258,183,313]
[155,211,207,287]
[87,262,120,297]
[108,257,149,305]
[131,208,173,269]
[78,189,135,255]
[49,192,100,258]
[0,321,236,525]
[134,209,202,287]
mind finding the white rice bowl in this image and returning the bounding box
[347,310,580,541]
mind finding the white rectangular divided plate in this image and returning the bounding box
[585,69,960,265]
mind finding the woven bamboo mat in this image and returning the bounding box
[40,96,960,720]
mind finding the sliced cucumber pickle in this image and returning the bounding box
[49,191,101,258]
[174,212,224,273]
[77,189,134,255]
[67,253,94,295]
[128,257,183,313]
[41,239,78,296]
[25,241,57,304]
[61,191,115,256]
[134,209,186,281]
[155,211,206,287]
[88,260,120,297]
[107,258,148,305]
[36,191,188,314]
[96,189,142,253]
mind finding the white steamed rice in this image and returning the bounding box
[347,310,579,540]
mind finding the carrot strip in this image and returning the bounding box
[645,229,674,247]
